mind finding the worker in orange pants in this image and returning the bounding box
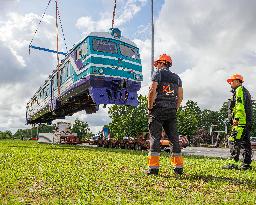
[146,54,184,175]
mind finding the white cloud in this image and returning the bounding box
[153,0,256,110]
[0,9,57,132]
[1,0,256,134]
[75,0,147,36]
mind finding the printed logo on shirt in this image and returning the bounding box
[162,84,174,96]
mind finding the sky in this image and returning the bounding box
[0,0,256,134]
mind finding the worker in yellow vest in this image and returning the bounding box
[223,74,253,170]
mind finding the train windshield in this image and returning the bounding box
[120,44,140,60]
[92,39,117,54]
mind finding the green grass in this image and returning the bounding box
[0,140,255,205]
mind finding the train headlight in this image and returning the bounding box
[98,68,104,74]
[135,74,142,80]
[93,68,98,74]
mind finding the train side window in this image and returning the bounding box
[53,75,58,90]
[69,63,73,76]
[81,42,88,56]
[60,68,66,85]
[42,88,45,99]
[77,47,82,60]
[65,63,69,78]
[60,69,64,84]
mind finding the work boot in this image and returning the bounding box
[240,164,252,170]
[222,164,239,170]
[174,167,183,175]
[145,169,159,176]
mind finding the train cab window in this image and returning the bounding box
[120,44,140,60]
[92,39,117,54]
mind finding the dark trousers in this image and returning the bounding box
[148,108,181,154]
[230,127,252,165]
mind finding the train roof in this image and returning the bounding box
[69,31,138,54]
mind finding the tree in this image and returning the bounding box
[14,129,27,140]
[0,130,13,140]
[177,100,201,136]
[177,107,198,137]
[71,119,92,140]
[108,95,148,139]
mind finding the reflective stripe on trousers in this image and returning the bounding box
[148,151,160,170]
[170,153,184,168]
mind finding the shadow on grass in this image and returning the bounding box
[160,172,256,189]
[187,173,256,188]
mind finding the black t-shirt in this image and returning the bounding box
[152,68,182,87]
[151,68,182,109]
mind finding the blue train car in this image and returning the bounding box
[26,28,143,124]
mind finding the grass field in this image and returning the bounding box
[0,140,256,204]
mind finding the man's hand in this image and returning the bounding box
[233,119,239,126]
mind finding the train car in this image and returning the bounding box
[26,28,143,124]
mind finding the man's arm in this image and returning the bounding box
[176,87,183,109]
[148,81,158,110]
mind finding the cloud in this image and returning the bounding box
[1,0,256,134]
[0,9,57,132]
[75,0,147,36]
[152,0,256,110]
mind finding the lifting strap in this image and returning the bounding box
[29,0,68,56]
[29,45,67,55]
[111,0,117,29]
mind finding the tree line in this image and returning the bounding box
[2,95,256,143]
[108,95,256,145]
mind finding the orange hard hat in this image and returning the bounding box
[154,54,172,67]
[227,73,244,84]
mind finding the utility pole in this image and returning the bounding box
[151,0,154,77]
[56,0,60,97]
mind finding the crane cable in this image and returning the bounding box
[111,0,117,28]
[29,0,52,54]
[57,2,68,52]
[29,0,69,55]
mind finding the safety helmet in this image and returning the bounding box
[154,54,172,67]
[227,73,244,84]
